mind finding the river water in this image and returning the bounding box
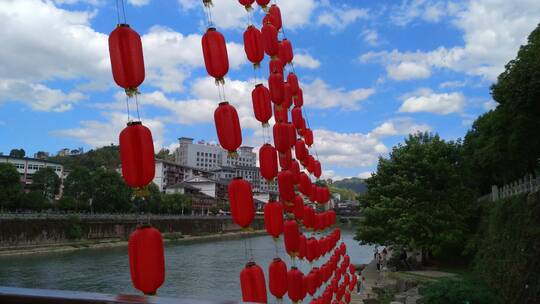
[0,229,372,302]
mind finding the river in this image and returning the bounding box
[0,229,372,302]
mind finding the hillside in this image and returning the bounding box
[332,177,367,194]
[48,145,121,170]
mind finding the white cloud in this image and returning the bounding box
[302,78,375,110]
[0,79,86,112]
[371,117,431,137]
[128,0,150,6]
[177,0,316,29]
[314,129,387,168]
[321,170,344,181]
[362,29,380,47]
[317,5,369,31]
[390,0,448,26]
[357,171,373,179]
[483,100,497,111]
[386,61,431,81]
[53,111,166,148]
[363,0,540,81]
[294,52,321,69]
[399,89,465,115]
[439,80,467,89]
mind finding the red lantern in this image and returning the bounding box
[128,226,165,295]
[279,39,293,64]
[262,23,279,57]
[274,103,288,123]
[278,170,295,203]
[303,206,315,229]
[256,0,270,10]
[298,234,307,260]
[349,264,355,275]
[304,128,314,147]
[273,123,290,153]
[269,57,284,74]
[299,172,311,196]
[295,139,308,163]
[279,148,292,170]
[293,194,304,220]
[201,28,229,83]
[287,267,304,303]
[306,270,317,296]
[120,122,155,188]
[290,159,301,184]
[108,24,145,95]
[344,292,351,304]
[307,155,316,173]
[252,84,272,126]
[323,290,333,304]
[283,219,300,256]
[214,102,242,154]
[286,123,297,148]
[268,4,282,30]
[294,87,304,107]
[259,144,278,181]
[228,177,254,228]
[238,0,255,11]
[287,73,299,96]
[309,184,318,203]
[283,82,293,110]
[269,73,284,106]
[291,106,304,130]
[313,160,322,179]
[320,186,330,204]
[264,200,283,238]
[243,25,264,67]
[269,258,288,300]
[306,237,318,263]
[240,262,268,303]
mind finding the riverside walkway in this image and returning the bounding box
[351,258,379,303]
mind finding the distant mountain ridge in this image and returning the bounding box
[332,177,367,194]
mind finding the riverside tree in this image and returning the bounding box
[32,167,61,200]
[0,163,23,210]
[355,132,476,262]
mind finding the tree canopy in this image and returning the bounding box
[32,167,61,200]
[355,133,475,259]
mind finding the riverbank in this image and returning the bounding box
[0,230,267,257]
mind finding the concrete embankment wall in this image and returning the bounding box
[0,215,264,247]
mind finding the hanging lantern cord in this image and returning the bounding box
[134,94,141,121]
[125,95,131,122]
[115,0,127,24]
[204,5,214,28]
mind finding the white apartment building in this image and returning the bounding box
[0,155,64,185]
[153,159,215,192]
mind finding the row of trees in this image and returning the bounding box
[0,163,193,214]
[356,24,540,262]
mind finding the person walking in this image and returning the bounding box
[373,246,379,259]
[400,248,411,270]
[375,251,382,272]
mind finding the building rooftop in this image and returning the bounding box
[0,155,63,166]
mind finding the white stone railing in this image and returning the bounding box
[480,174,540,202]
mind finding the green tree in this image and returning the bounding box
[9,149,25,158]
[91,168,133,212]
[355,133,475,262]
[156,148,175,162]
[133,183,161,213]
[0,163,23,210]
[464,24,540,192]
[160,193,192,214]
[63,167,94,209]
[32,167,61,200]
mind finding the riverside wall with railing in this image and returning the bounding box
[0,213,264,247]
[477,174,540,202]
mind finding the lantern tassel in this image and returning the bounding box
[202,0,213,7]
[244,5,253,12]
[228,151,238,158]
[215,77,225,86]
[261,5,269,13]
[253,62,260,69]
[134,186,150,197]
[125,87,140,98]
[262,122,270,128]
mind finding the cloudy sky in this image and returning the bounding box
[0,0,539,180]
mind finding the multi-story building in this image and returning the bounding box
[175,137,267,191]
[0,155,64,186]
[153,159,214,192]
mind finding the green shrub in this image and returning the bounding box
[65,215,83,240]
[419,277,497,304]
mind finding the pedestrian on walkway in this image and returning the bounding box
[400,247,411,270]
[375,251,382,272]
[356,272,362,294]
[373,246,379,259]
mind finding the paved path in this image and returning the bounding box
[350,258,380,303]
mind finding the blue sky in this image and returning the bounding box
[1,0,539,180]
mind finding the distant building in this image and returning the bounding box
[0,155,65,198]
[153,159,214,192]
[57,147,84,157]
